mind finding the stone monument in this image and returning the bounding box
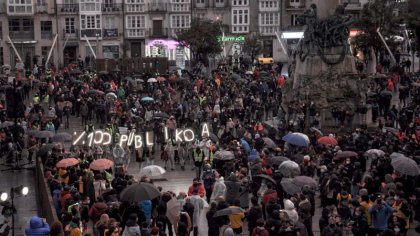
[287,0,367,111]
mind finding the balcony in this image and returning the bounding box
[148,3,167,12]
[80,29,102,38]
[148,28,168,38]
[9,31,34,40]
[103,28,118,38]
[286,0,305,10]
[58,4,79,13]
[35,3,48,13]
[62,29,79,40]
[101,3,122,13]
[41,31,53,39]
[169,28,188,38]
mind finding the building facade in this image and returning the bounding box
[0,0,369,69]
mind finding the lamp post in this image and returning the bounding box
[0,186,29,236]
[96,33,100,57]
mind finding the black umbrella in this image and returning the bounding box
[120,182,161,202]
[213,207,245,217]
[280,178,301,195]
[292,176,318,189]
[253,174,277,185]
[267,156,290,166]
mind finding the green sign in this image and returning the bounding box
[217,35,246,42]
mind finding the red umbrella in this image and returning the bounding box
[318,136,338,146]
[90,158,114,171]
[334,151,358,161]
[157,76,166,82]
[56,158,79,168]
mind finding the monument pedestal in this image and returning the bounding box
[293,47,357,89]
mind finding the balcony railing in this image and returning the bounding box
[41,31,53,39]
[80,29,102,38]
[103,28,118,38]
[148,3,167,12]
[286,0,305,9]
[149,28,168,38]
[101,3,122,12]
[62,29,79,40]
[35,3,48,13]
[0,3,4,13]
[9,31,34,40]
[58,4,79,13]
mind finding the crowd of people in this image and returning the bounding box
[0,59,420,236]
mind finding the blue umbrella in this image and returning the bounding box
[282,132,310,147]
[248,149,260,162]
[240,138,251,154]
[141,96,154,102]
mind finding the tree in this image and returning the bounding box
[352,0,401,62]
[176,18,223,67]
[242,33,262,65]
[406,0,420,55]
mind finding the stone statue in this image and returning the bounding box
[296,2,354,65]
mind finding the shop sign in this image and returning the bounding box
[217,35,246,42]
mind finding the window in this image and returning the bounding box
[172,3,189,11]
[196,0,204,3]
[80,0,101,11]
[65,18,76,34]
[8,19,20,32]
[171,15,190,28]
[215,0,224,3]
[291,14,299,26]
[125,0,145,12]
[232,9,249,25]
[37,0,47,6]
[260,0,278,9]
[232,0,248,6]
[0,23,2,39]
[41,21,52,39]
[195,13,205,19]
[171,0,189,2]
[260,13,279,25]
[104,17,115,29]
[81,14,101,29]
[8,0,33,14]
[103,45,119,59]
[126,15,146,37]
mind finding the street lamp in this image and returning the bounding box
[0,185,29,236]
[96,33,100,59]
[0,192,8,201]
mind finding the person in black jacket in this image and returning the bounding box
[350,206,368,236]
[265,210,282,236]
[319,207,331,233]
[247,197,263,235]
[206,202,219,236]
[121,202,146,229]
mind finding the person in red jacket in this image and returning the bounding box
[187,179,206,198]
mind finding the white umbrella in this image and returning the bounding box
[106,92,117,100]
[366,149,386,157]
[147,78,157,83]
[245,71,253,75]
[278,160,301,178]
[139,165,166,177]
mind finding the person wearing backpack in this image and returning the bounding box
[337,191,352,221]
[202,164,216,203]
